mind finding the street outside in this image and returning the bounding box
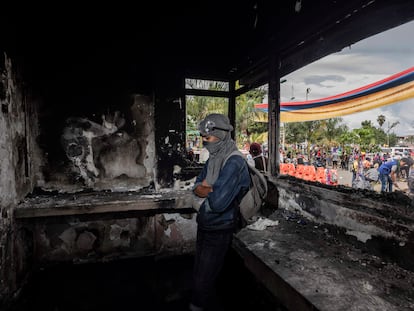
[335,167,410,193]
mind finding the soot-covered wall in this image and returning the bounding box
[0,52,43,304]
[35,69,189,194]
[30,45,193,193]
[37,93,156,193]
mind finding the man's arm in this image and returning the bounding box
[206,156,247,213]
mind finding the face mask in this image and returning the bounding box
[204,140,224,155]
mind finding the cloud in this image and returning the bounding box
[280,20,414,137]
[304,75,345,88]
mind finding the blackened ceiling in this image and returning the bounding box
[2,0,414,95]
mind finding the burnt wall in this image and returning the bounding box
[16,213,197,265]
[0,52,43,304]
[32,61,189,192]
[154,72,188,189]
[37,92,157,193]
[0,49,192,306]
[272,176,414,271]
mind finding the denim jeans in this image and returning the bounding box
[191,228,233,309]
[379,173,392,192]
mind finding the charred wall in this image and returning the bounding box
[0,52,43,303]
[153,72,188,189]
[37,92,157,193]
[272,176,414,271]
[17,212,197,265]
[0,47,192,306]
[33,64,189,192]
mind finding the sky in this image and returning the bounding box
[280,20,414,137]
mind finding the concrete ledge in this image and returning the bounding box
[14,190,194,219]
[233,209,414,311]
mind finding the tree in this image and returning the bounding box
[361,120,374,128]
[339,131,360,146]
[377,115,386,128]
[320,118,348,146]
[354,127,376,152]
[236,86,267,145]
[284,120,322,155]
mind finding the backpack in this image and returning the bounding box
[224,151,268,223]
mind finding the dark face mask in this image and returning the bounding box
[204,140,224,155]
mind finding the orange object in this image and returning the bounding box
[279,163,288,175]
[287,163,296,176]
[303,165,316,181]
[316,167,326,184]
[295,164,305,179]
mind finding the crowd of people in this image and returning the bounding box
[190,139,414,196]
[278,145,414,195]
[351,150,414,195]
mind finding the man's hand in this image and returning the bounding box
[194,180,213,198]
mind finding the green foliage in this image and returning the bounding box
[185,81,403,154]
[377,115,386,127]
[185,80,266,148]
[388,133,399,146]
[320,118,348,146]
[186,95,228,132]
[235,86,267,145]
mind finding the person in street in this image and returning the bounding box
[407,159,414,198]
[351,154,360,183]
[400,151,413,180]
[190,113,250,311]
[399,155,414,197]
[248,142,268,173]
[378,158,398,192]
[364,163,379,190]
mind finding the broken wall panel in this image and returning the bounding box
[16,212,196,265]
[13,189,196,265]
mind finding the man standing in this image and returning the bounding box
[248,142,268,173]
[190,114,250,311]
[407,159,414,198]
[400,151,413,180]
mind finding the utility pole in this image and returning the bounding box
[386,121,400,147]
[306,88,311,101]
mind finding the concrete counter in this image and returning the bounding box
[233,208,414,311]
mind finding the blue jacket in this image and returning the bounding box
[378,160,397,175]
[194,155,250,231]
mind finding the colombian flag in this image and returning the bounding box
[254,67,414,122]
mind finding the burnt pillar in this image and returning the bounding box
[154,72,187,188]
[228,80,236,140]
[268,54,281,176]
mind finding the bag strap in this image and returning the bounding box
[222,150,244,169]
[262,156,267,173]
